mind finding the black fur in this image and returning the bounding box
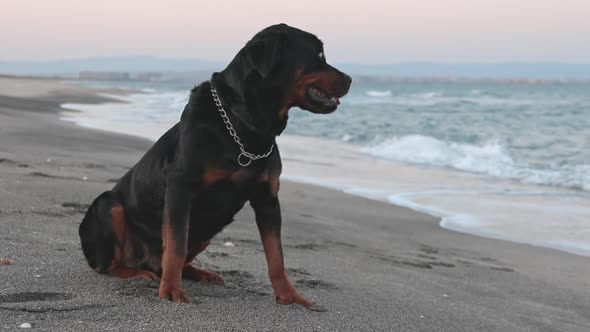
[79,23,351,303]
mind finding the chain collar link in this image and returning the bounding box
[209,83,274,167]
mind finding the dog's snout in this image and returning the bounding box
[345,74,352,85]
[340,73,352,93]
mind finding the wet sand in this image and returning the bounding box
[1,77,589,331]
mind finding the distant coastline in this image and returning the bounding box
[2,56,590,81]
[2,72,590,86]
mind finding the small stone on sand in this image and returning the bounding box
[223,242,235,247]
[20,323,32,328]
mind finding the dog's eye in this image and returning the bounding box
[319,52,324,59]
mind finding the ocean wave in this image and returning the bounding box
[363,135,589,191]
[413,91,443,99]
[365,90,392,97]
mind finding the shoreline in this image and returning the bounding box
[2,76,590,331]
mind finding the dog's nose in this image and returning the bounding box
[342,74,352,91]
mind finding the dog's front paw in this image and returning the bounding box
[276,291,313,307]
[273,277,315,308]
[277,293,326,312]
[159,285,190,303]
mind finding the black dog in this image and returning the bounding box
[79,23,351,306]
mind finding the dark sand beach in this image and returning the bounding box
[1,77,589,331]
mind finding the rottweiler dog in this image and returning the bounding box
[79,23,351,307]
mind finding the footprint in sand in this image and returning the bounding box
[287,267,312,276]
[370,252,456,269]
[61,202,90,214]
[0,158,29,168]
[295,279,338,290]
[81,162,107,169]
[291,243,326,251]
[454,256,515,272]
[206,252,230,258]
[0,292,74,304]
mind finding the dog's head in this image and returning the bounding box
[216,24,351,134]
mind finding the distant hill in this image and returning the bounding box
[1,56,590,79]
[0,56,224,76]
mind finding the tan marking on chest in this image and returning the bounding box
[231,169,256,183]
[203,167,258,186]
[203,168,233,186]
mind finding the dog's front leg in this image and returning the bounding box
[159,182,192,303]
[251,178,313,307]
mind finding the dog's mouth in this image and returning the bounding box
[306,86,340,113]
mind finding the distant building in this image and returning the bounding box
[79,71,130,81]
[78,71,163,81]
[132,72,162,81]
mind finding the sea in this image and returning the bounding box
[60,75,590,257]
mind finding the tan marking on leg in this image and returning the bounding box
[110,205,127,263]
[260,229,312,307]
[159,208,189,302]
[269,176,280,195]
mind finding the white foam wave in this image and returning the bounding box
[364,135,515,174]
[413,91,443,99]
[365,90,392,97]
[61,91,188,141]
[363,135,590,191]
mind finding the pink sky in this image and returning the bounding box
[2,0,589,63]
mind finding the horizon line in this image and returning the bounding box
[1,56,590,66]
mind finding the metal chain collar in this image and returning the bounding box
[210,83,274,167]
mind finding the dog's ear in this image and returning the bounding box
[244,32,288,78]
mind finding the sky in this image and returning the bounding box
[2,0,590,63]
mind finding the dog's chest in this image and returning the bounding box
[187,168,263,240]
[192,168,261,215]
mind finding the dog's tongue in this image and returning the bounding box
[329,96,340,105]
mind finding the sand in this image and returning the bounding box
[1,77,589,331]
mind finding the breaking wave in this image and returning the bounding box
[365,90,392,97]
[363,135,590,191]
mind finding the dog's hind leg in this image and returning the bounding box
[182,241,224,284]
[79,191,157,281]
